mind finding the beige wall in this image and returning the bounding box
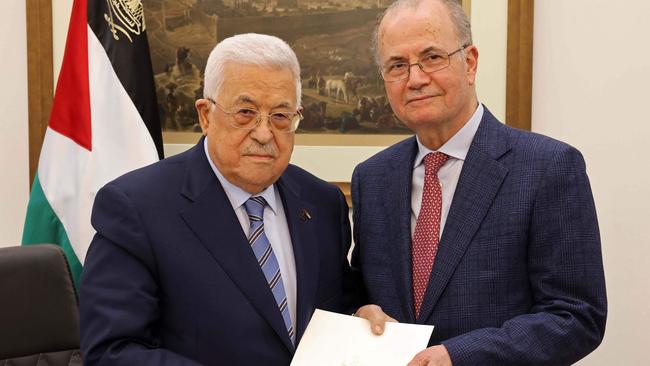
[532,1,650,364]
[0,2,29,247]
[53,0,73,87]
[472,0,507,122]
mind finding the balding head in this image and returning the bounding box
[372,0,472,66]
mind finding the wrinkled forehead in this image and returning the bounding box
[219,63,298,107]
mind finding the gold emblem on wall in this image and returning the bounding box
[105,0,146,42]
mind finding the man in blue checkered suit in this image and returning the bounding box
[351,1,607,365]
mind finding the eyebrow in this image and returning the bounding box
[234,95,256,105]
[274,102,292,109]
[384,46,446,63]
[419,46,445,56]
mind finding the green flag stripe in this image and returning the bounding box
[22,173,83,289]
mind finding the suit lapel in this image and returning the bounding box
[276,175,318,344]
[178,140,294,352]
[417,111,513,323]
[384,137,419,323]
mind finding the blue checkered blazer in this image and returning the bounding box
[351,107,607,365]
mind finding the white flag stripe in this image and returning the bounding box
[88,24,159,178]
[38,126,93,262]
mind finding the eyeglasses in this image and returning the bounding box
[380,44,470,82]
[207,98,303,133]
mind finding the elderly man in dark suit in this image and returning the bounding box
[352,1,607,365]
[80,33,356,365]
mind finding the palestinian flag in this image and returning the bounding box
[22,0,164,288]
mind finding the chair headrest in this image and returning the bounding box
[0,244,80,359]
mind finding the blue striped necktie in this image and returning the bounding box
[244,196,294,343]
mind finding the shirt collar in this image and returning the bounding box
[414,103,484,168]
[203,137,279,214]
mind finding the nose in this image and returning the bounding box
[249,115,274,144]
[406,62,431,89]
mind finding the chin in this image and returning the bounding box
[240,179,274,194]
[402,113,441,127]
[243,169,279,188]
[402,105,438,121]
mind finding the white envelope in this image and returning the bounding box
[291,309,434,366]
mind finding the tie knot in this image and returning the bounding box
[423,152,449,176]
[244,196,267,220]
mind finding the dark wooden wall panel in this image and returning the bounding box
[506,0,534,131]
[26,0,53,184]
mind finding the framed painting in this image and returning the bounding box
[144,0,471,148]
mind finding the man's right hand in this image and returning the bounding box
[355,304,398,335]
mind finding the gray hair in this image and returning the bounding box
[203,33,302,105]
[371,0,473,65]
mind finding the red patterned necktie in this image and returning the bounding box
[412,152,449,318]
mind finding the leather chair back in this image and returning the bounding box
[0,244,82,365]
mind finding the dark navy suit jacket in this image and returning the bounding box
[351,108,607,365]
[80,139,356,365]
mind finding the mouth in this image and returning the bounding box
[406,95,437,105]
[244,154,275,161]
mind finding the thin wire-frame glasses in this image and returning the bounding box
[207,98,303,133]
[381,44,471,82]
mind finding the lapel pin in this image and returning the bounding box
[300,209,312,221]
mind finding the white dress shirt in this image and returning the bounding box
[410,104,484,238]
[203,138,297,336]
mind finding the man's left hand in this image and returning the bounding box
[407,345,452,366]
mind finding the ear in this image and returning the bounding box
[465,45,479,86]
[195,99,211,136]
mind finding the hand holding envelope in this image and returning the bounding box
[290,309,434,366]
[356,305,452,366]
